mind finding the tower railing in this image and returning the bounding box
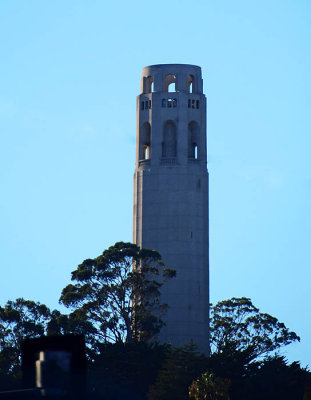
[160,157,178,166]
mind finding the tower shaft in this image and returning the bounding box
[133,64,209,354]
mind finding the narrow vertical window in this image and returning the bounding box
[149,100,152,109]
[187,75,194,93]
[188,121,200,160]
[188,99,191,108]
[141,101,144,110]
[196,100,200,109]
[192,100,195,109]
[145,100,148,109]
[173,99,177,108]
[167,99,172,108]
[140,122,151,160]
[143,145,150,160]
[194,145,198,159]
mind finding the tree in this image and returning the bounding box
[46,308,98,352]
[189,356,311,400]
[60,242,176,346]
[189,372,230,400]
[232,355,311,400]
[188,297,303,400]
[210,297,300,364]
[89,341,169,400]
[0,298,51,388]
[0,298,85,388]
[148,344,208,400]
[148,297,301,400]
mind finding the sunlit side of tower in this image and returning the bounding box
[133,64,209,354]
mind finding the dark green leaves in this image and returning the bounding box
[59,241,176,346]
[210,297,300,363]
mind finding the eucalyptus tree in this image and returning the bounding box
[60,241,176,346]
[0,298,51,379]
[210,297,300,364]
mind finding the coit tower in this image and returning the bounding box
[133,64,209,354]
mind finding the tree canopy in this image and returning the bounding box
[189,372,230,400]
[0,247,307,399]
[59,241,176,346]
[0,298,51,387]
[148,344,209,400]
[189,355,311,400]
[210,297,300,363]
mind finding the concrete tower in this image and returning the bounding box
[133,64,209,354]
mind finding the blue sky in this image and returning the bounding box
[1,0,310,365]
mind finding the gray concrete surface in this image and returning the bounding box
[133,64,210,354]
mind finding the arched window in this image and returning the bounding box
[162,120,177,158]
[188,121,200,159]
[187,75,194,93]
[164,74,176,92]
[145,76,154,93]
[140,122,151,160]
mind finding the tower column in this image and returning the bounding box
[133,64,209,354]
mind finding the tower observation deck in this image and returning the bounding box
[133,64,209,354]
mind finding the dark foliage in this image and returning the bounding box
[148,344,209,400]
[0,263,307,400]
[237,355,311,400]
[210,297,300,363]
[60,242,176,346]
[191,297,305,400]
[89,341,169,400]
[192,355,311,400]
[0,298,51,389]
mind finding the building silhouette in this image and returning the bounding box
[133,64,209,354]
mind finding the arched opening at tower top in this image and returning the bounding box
[145,76,154,93]
[187,75,194,93]
[164,74,176,92]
